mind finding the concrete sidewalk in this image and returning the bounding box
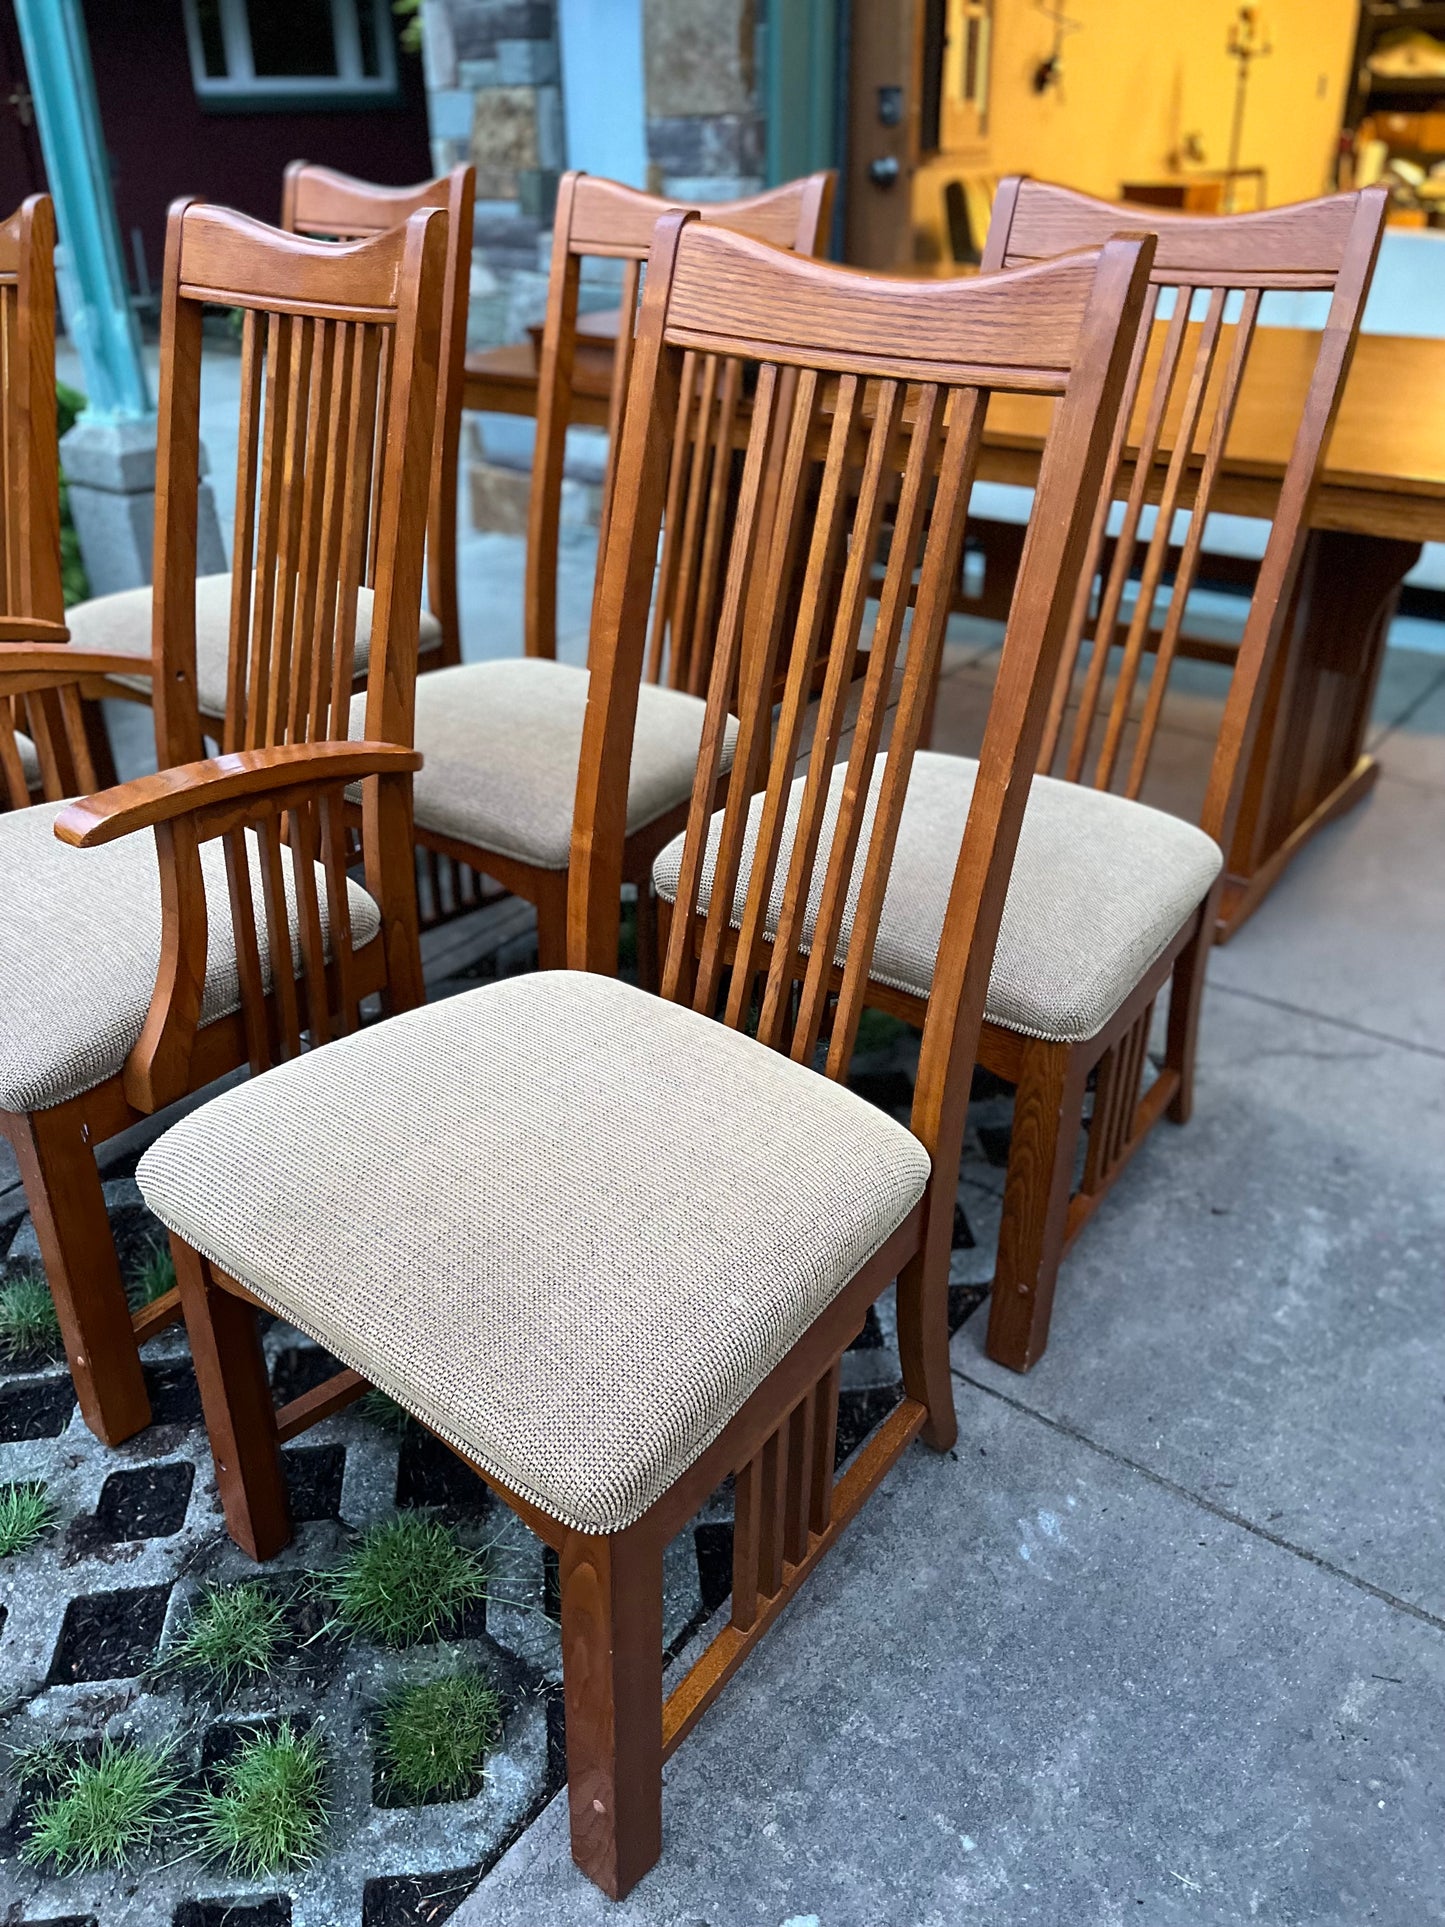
[455,647,1445,1927]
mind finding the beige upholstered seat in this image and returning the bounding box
[360,658,739,870]
[0,803,381,1114]
[653,750,1223,1045]
[14,731,39,788]
[65,573,443,718]
[136,971,929,1534]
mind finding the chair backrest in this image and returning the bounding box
[571,217,1154,1196]
[151,198,449,770]
[982,178,1387,855]
[526,169,836,685]
[0,193,80,808]
[280,162,476,669]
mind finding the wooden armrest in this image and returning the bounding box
[0,646,147,683]
[53,740,422,848]
[0,616,70,644]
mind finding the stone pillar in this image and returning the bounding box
[642,0,763,203]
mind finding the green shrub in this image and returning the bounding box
[0,1481,56,1558]
[193,1721,327,1876]
[325,1516,488,1648]
[56,380,90,607]
[0,1272,61,1362]
[164,1581,286,1691]
[375,1671,504,1802]
[20,1736,178,1873]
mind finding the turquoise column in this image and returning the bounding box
[14,0,152,423]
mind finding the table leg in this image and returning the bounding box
[1217,529,1420,943]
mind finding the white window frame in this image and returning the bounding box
[182,0,399,108]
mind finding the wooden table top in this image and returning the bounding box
[465,321,1445,544]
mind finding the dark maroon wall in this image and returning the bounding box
[80,1,435,292]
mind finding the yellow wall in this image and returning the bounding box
[916,0,1358,249]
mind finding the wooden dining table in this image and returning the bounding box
[464,319,1445,941]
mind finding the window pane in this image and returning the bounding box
[245,0,338,77]
[355,0,382,78]
[194,0,229,77]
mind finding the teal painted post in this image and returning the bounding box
[14,0,152,423]
[765,0,838,192]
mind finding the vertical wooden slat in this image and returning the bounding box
[0,710,29,807]
[810,1359,841,1534]
[224,828,273,1076]
[330,323,382,732]
[730,1453,762,1633]
[684,355,743,698]
[287,797,331,1047]
[308,320,357,739]
[667,353,722,696]
[645,349,699,687]
[594,257,641,580]
[319,789,358,1035]
[257,812,303,1060]
[245,312,293,750]
[783,1391,816,1565]
[224,309,264,752]
[757,1422,789,1600]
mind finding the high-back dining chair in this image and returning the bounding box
[63,163,473,728]
[400,167,835,953]
[657,179,1388,1374]
[134,217,1154,1897]
[0,198,448,1446]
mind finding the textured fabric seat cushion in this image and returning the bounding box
[653,750,1223,1045]
[0,803,381,1113]
[137,972,929,1534]
[65,573,442,718]
[366,658,738,870]
[14,732,39,788]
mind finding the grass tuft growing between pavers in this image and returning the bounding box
[374,1671,504,1804]
[128,1238,177,1311]
[20,1736,179,1873]
[164,1581,287,1691]
[0,1271,62,1362]
[324,1515,489,1648]
[194,1720,328,1877]
[0,1479,57,1557]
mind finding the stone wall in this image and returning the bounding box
[643,0,763,204]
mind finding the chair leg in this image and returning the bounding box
[1164,907,1210,1126]
[535,874,570,972]
[635,880,661,993]
[173,1238,291,1562]
[6,1104,150,1445]
[985,1037,1090,1373]
[559,1524,664,1900]
[895,1241,958,1452]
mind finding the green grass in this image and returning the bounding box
[325,1516,489,1648]
[0,1271,62,1362]
[193,1721,327,1877]
[852,1007,911,1054]
[0,1481,57,1559]
[164,1582,287,1691]
[20,1737,178,1873]
[128,1239,176,1310]
[359,1388,411,1435]
[374,1671,504,1803]
[9,1734,74,1793]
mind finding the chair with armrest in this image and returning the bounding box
[63,163,473,731]
[0,196,448,1444]
[133,215,1154,1895]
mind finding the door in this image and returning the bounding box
[844,0,948,267]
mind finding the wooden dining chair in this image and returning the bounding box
[657,179,1388,1374]
[63,163,473,729]
[132,217,1154,1896]
[395,168,835,956]
[0,197,447,1446]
